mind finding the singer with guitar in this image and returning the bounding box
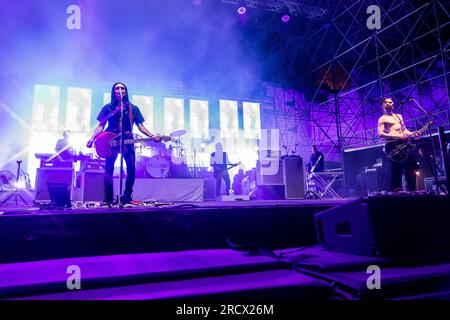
[86,82,161,204]
[210,143,240,199]
[378,97,422,192]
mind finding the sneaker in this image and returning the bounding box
[102,199,117,207]
[120,195,132,204]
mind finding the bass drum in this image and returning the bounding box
[146,155,170,178]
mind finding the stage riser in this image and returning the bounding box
[0,205,333,263]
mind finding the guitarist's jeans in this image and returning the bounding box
[216,173,231,197]
[104,148,136,202]
[388,156,418,192]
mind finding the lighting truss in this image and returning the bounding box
[221,0,328,19]
[268,0,449,161]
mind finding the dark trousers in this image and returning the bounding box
[216,173,231,197]
[104,148,136,202]
[389,156,418,192]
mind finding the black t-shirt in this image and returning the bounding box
[97,102,145,135]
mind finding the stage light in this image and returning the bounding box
[237,7,247,15]
[15,180,25,189]
[164,97,184,136]
[281,15,290,23]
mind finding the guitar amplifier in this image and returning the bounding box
[283,156,304,199]
[256,159,284,185]
[34,167,74,203]
[424,176,447,193]
[78,170,105,202]
[203,178,217,200]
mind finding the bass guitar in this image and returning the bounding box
[213,162,241,180]
[384,121,433,162]
[94,131,172,159]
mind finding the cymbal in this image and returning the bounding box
[170,129,188,138]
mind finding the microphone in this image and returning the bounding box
[119,90,124,102]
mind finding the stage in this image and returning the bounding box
[0,198,349,263]
[1,195,450,301]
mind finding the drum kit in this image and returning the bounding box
[135,129,189,178]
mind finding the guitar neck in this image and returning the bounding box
[112,137,168,146]
[418,125,430,135]
[125,138,153,144]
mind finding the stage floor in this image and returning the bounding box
[0,198,352,215]
[0,197,351,264]
[1,195,450,300]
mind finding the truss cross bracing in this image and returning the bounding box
[259,0,449,162]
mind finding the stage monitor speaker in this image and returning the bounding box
[283,156,304,199]
[34,168,74,203]
[79,170,105,202]
[314,195,450,259]
[47,182,71,208]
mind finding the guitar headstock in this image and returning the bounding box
[421,121,433,131]
[160,135,172,142]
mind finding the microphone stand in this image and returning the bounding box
[192,146,197,178]
[117,93,125,208]
[410,98,445,194]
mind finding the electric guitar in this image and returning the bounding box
[94,131,172,159]
[213,162,241,180]
[384,121,433,162]
[310,155,323,173]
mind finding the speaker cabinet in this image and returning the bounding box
[203,178,216,200]
[34,168,74,203]
[357,171,381,195]
[283,156,304,199]
[256,159,284,185]
[79,170,105,202]
[315,195,450,258]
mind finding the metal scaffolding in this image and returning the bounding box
[298,0,449,161]
[221,0,328,19]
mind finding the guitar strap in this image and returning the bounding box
[99,108,119,127]
[100,104,134,129]
[393,113,406,133]
[129,104,133,129]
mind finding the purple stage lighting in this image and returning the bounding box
[281,15,290,23]
[237,7,247,15]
